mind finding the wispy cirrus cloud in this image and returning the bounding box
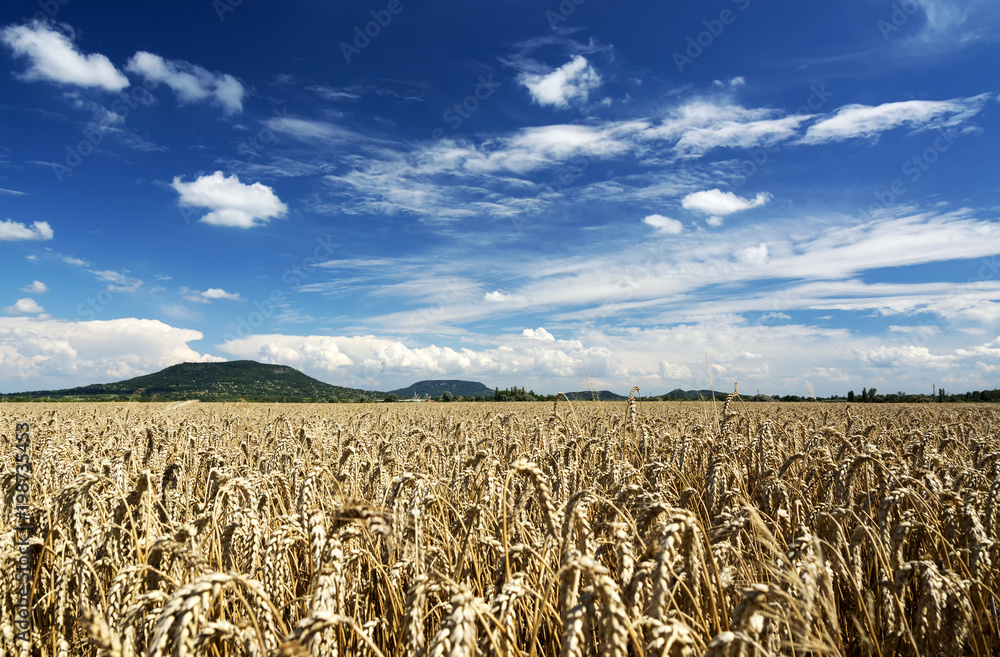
[801,95,990,144]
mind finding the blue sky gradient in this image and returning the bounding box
[1,0,999,396]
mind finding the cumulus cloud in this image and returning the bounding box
[126,51,244,114]
[738,243,769,265]
[172,171,287,228]
[856,345,954,369]
[642,214,684,234]
[484,291,510,302]
[801,95,988,144]
[522,327,556,342]
[682,189,772,217]
[21,281,47,294]
[0,21,129,91]
[0,219,54,241]
[956,337,1000,359]
[4,298,44,315]
[218,329,623,387]
[519,56,602,108]
[658,360,692,380]
[201,288,241,301]
[0,317,224,387]
[185,288,242,303]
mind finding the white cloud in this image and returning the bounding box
[658,360,692,380]
[201,288,241,301]
[640,101,813,157]
[0,317,224,388]
[266,117,352,141]
[0,21,129,91]
[0,187,27,196]
[90,269,128,283]
[642,214,684,234]
[519,56,602,108]
[185,288,242,303]
[62,255,88,267]
[21,281,46,294]
[4,298,44,315]
[682,189,772,216]
[856,345,954,369]
[956,337,1000,359]
[801,96,988,144]
[738,243,769,265]
[89,269,143,292]
[522,327,556,342]
[0,219,53,241]
[126,51,244,114]
[484,291,510,303]
[218,329,623,388]
[172,171,287,228]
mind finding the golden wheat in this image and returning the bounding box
[0,400,998,656]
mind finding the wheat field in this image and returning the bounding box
[1,395,998,656]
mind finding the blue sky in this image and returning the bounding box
[1,0,999,396]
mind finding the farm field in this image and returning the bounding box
[2,399,998,656]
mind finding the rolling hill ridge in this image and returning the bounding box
[0,361,380,402]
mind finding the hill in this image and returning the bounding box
[560,390,628,401]
[0,361,380,402]
[389,380,495,399]
[659,388,720,400]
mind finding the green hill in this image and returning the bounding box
[659,388,719,400]
[389,380,495,399]
[0,360,381,402]
[560,390,628,401]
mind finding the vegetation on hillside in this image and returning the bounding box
[0,361,381,403]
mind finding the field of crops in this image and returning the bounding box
[1,397,998,656]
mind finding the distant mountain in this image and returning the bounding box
[0,361,381,402]
[560,390,628,401]
[389,380,495,399]
[659,388,719,400]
